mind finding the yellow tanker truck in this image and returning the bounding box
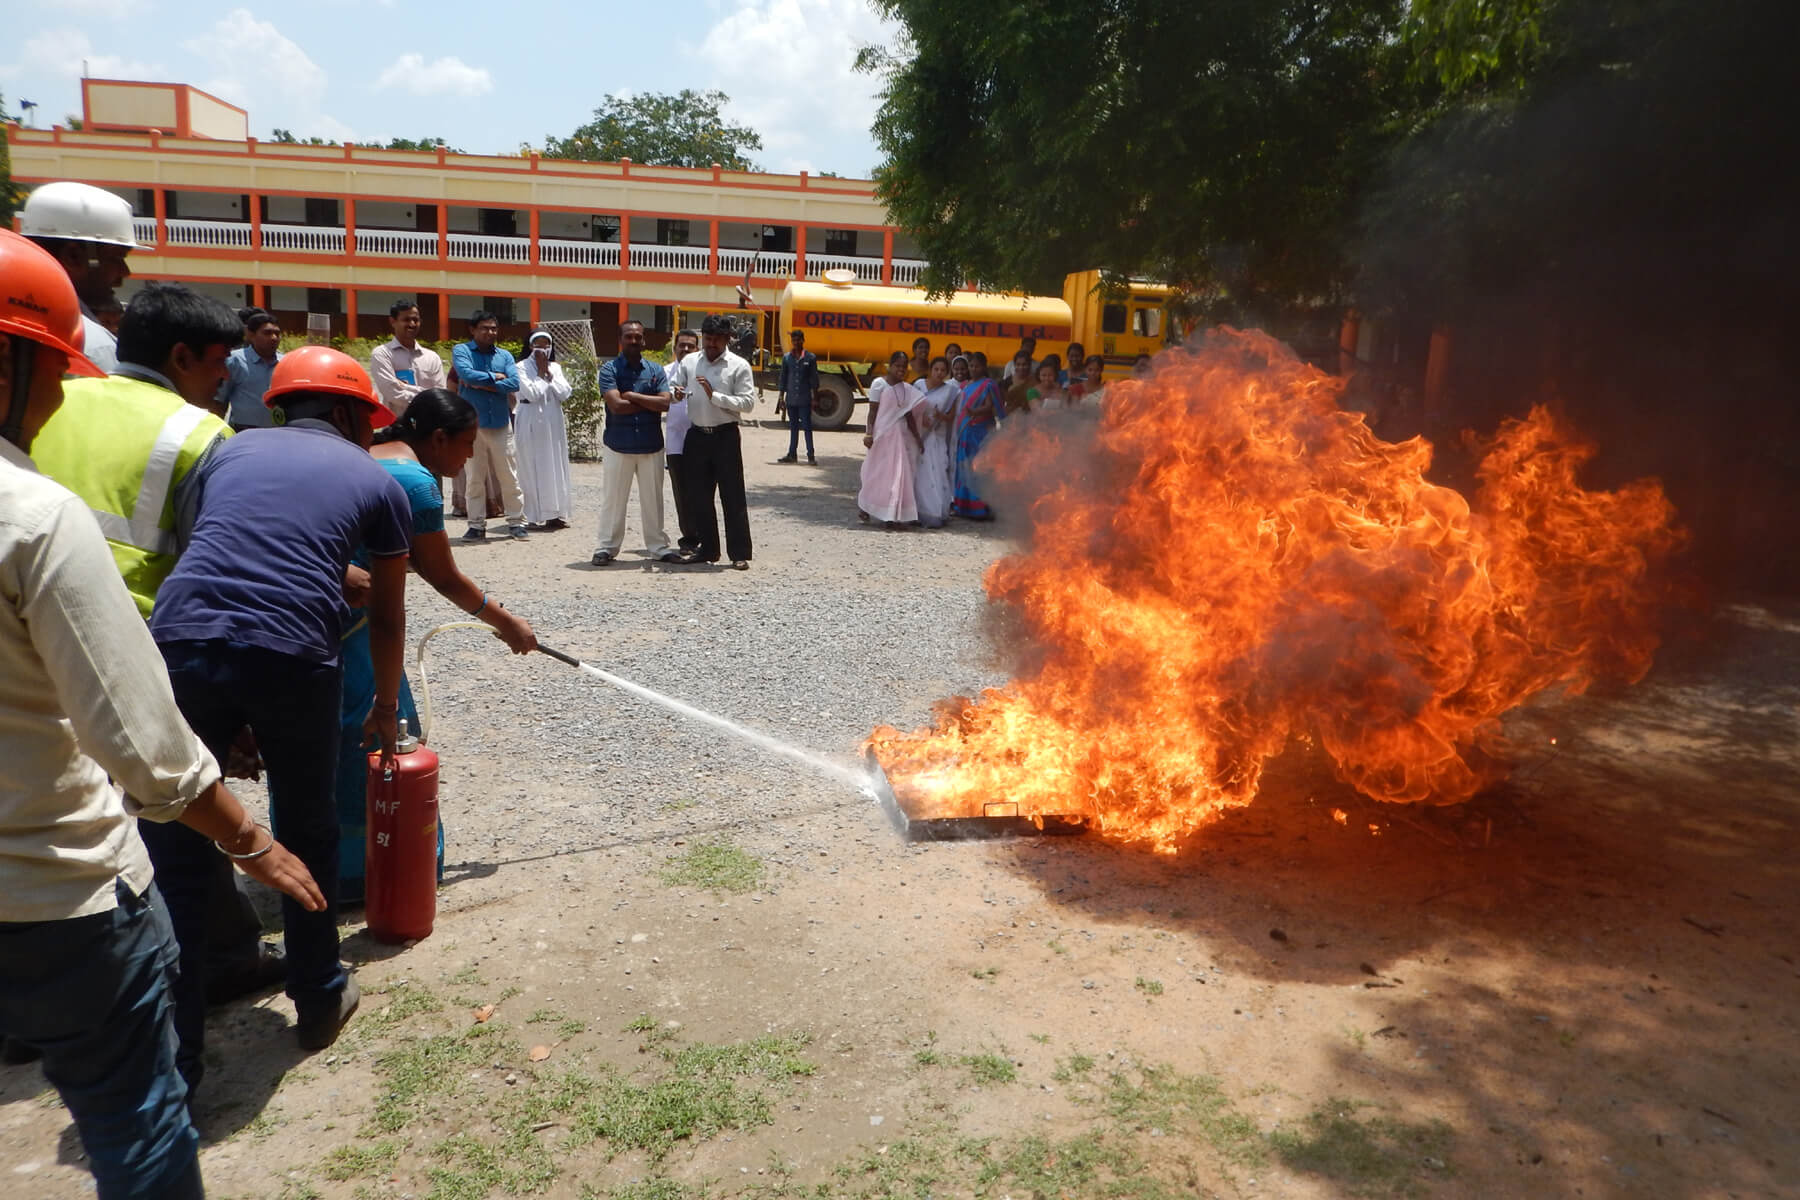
[676,270,1174,429]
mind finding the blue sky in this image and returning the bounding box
[2,0,900,176]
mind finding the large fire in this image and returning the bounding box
[867,328,1682,849]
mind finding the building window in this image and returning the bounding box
[824,229,858,257]
[657,219,690,246]
[594,215,620,243]
[760,225,793,253]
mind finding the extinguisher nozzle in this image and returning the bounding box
[535,644,583,669]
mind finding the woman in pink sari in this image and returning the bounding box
[857,351,924,527]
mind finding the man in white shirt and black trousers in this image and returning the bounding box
[670,314,757,568]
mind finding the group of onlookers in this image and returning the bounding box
[853,333,1151,528]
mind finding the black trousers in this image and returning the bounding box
[785,402,815,459]
[681,423,752,562]
[665,453,697,550]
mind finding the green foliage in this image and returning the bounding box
[321,1140,400,1181]
[1404,0,1547,94]
[543,91,762,170]
[559,342,604,461]
[0,92,20,223]
[860,1,1410,324]
[382,136,463,152]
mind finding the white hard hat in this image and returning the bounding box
[20,181,147,249]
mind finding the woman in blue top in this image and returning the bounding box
[335,389,538,901]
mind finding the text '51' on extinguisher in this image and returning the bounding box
[365,718,439,944]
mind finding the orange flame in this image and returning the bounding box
[868,329,1681,850]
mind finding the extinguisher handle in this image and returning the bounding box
[536,644,582,669]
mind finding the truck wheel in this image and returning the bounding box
[812,373,856,430]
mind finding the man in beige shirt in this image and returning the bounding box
[0,229,323,1200]
[368,297,448,419]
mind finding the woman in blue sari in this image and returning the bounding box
[336,389,537,902]
[952,351,1001,520]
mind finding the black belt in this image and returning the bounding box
[686,422,740,434]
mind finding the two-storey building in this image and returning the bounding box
[7,79,926,349]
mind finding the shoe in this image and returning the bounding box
[730,560,750,571]
[1,1036,42,1066]
[657,551,687,563]
[206,942,287,1007]
[591,550,613,566]
[543,518,569,531]
[449,509,468,519]
[776,455,798,464]
[807,456,818,465]
[295,975,360,1052]
[509,525,530,540]
[462,527,485,542]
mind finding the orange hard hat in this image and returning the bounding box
[0,229,104,378]
[264,345,394,428]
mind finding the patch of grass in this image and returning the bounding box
[566,1033,816,1163]
[979,1131,1184,1200]
[371,981,445,1027]
[366,1029,497,1134]
[624,1013,659,1033]
[322,1140,400,1181]
[277,1182,323,1200]
[959,1053,1017,1085]
[1048,938,1069,954]
[429,1124,558,1199]
[1134,977,1164,996]
[585,1181,709,1200]
[970,966,998,980]
[658,836,766,894]
[446,965,484,987]
[1052,1052,1096,1082]
[1345,1026,1369,1052]
[498,985,522,1002]
[831,1132,955,1199]
[914,1047,943,1066]
[559,1018,587,1038]
[659,798,700,814]
[1105,1064,1264,1164]
[1028,1032,1051,1044]
[1270,1098,1453,1197]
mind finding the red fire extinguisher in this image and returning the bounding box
[365,718,440,944]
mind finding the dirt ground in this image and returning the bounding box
[2,414,1796,1199]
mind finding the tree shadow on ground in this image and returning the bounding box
[985,599,1800,1197]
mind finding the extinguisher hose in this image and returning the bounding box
[413,621,501,743]
[413,622,585,743]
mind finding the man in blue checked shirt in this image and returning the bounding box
[776,328,819,464]
[451,309,528,541]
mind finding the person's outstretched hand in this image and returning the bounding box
[237,836,327,912]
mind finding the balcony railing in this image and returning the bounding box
[540,238,621,268]
[127,217,911,288]
[354,228,439,258]
[717,248,799,280]
[447,232,530,264]
[804,253,884,284]
[631,244,711,273]
[166,217,253,249]
[262,222,347,253]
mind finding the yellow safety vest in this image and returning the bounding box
[31,375,230,619]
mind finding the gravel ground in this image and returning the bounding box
[416,413,1011,868]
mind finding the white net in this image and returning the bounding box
[539,318,604,460]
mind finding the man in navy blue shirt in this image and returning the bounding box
[593,319,682,564]
[776,329,819,465]
[147,346,411,1075]
[451,310,527,541]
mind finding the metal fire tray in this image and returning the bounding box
[866,751,1089,842]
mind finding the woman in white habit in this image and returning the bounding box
[515,329,573,529]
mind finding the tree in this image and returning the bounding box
[542,90,763,171]
[382,136,462,153]
[858,1,1410,325]
[0,93,18,223]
